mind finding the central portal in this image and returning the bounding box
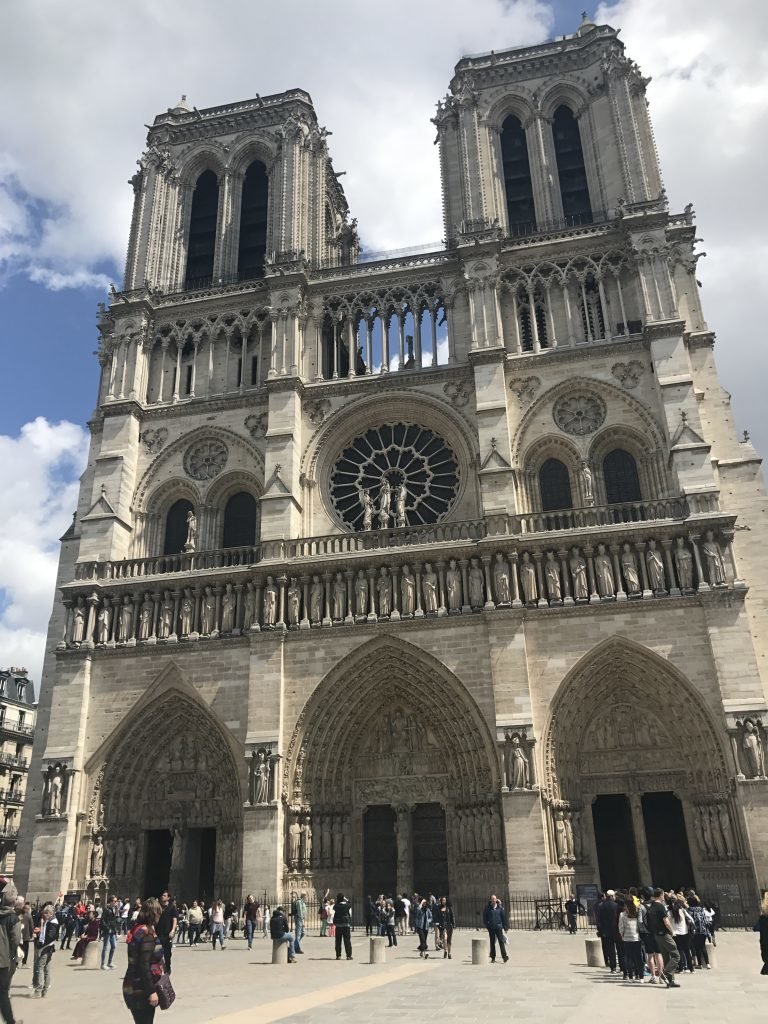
[363,806,397,897]
[143,827,217,899]
[412,803,448,897]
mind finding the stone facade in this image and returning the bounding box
[16,17,768,913]
[0,668,37,878]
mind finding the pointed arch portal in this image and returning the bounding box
[87,667,243,902]
[283,637,503,904]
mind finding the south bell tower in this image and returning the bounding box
[18,17,768,913]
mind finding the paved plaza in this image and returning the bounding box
[10,929,766,1023]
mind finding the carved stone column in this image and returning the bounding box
[689,533,709,592]
[584,545,599,603]
[394,804,414,895]
[459,559,471,614]
[344,570,355,626]
[628,791,652,882]
[436,560,447,616]
[366,568,378,623]
[610,544,627,602]
[169,590,181,644]
[557,548,573,605]
[481,555,495,610]
[299,576,310,630]
[390,566,401,622]
[414,565,424,618]
[322,573,332,627]
[635,541,652,597]
[510,552,522,607]
[662,539,681,596]
[533,552,546,608]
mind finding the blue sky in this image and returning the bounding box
[1,0,766,681]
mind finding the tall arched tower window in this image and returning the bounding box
[164,499,194,555]
[603,449,641,504]
[222,492,258,548]
[185,170,219,287]
[552,106,592,224]
[539,458,573,511]
[500,116,536,234]
[238,161,269,280]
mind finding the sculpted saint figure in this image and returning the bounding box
[646,539,666,591]
[700,806,714,856]
[520,552,537,605]
[717,805,734,859]
[90,835,104,878]
[125,837,137,879]
[394,482,407,529]
[468,558,485,608]
[119,595,134,642]
[378,478,391,530]
[288,818,302,868]
[508,734,530,790]
[287,579,301,626]
[139,597,153,640]
[184,510,197,552]
[310,576,323,623]
[360,489,374,531]
[243,586,256,630]
[620,543,641,595]
[355,570,368,617]
[400,565,416,617]
[703,530,727,586]
[581,461,594,505]
[332,572,346,620]
[301,817,313,866]
[201,586,216,634]
[741,719,766,778]
[254,750,271,803]
[493,553,511,605]
[377,567,392,617]
[180,590,194,634]
[594,543,615,598]
[674,536,694,590]
[96,601,111,644]
[570,547,589,601]
[554,810,568,864]
[331,815,343,868]
[49,770,63,816]
[263,577,277,627]
[221,583,235,632]
[159,591,174,638]
[320,814,332,866]
[446,559,462,611]
[71,598,85,644]
[422,563,438,613]
[544,551,561,601]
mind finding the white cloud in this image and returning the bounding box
[0,419,89,685]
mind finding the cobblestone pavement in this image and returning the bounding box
[11,930,766,1023]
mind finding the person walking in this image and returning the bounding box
[646,888,681,987]
[291,892,307,955]
[618,898,643,981]
[756,891,768,975]
[686,896,710,969]
[122,897,165,1024]
[431,897,443,951]
[187,902,203,946]
[365,896,377,938]
[382,900,397,947]
[17,901,33,969]
[638,887,663,983]
[243,896,259,950]
[59,903,76,950]
[333,893,353,961]
[100,895,120,970]
[269,907,297,963]
[32,902,59,998]
[319,899,330,938]
[209,900,226,950]
[565,894,578,935]
[439,897,455,959]
[156,893,177,974]
[414,898,432,959]
[326,899,335,938]
[596,890,621,974]
[0,880,22,1024]
[482,894,508,964]
[669,897,694,974]
[175,905,188,946]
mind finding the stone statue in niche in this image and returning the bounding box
[310,576,323,624]
[520,552,537,605]
[581,461,594,505]
[48,768,64,816]
[70,597,85,644]
[594,544,615,598]
[243,585,256,630]
[505,732,530,790]
[571,810,584,862]
[90,835,104,878]
[620,543,641,595]
[563,812,575,862]
[717,804,734,859]
[738,718,766,779]
[159,591,174,638]
[646,539,666,592]
[221,583,235,633]
[395,807,410,869]
[570,547,588,601]
[469,558,485,608]
[253,750,271,804]
[288,816,302,869]
[184,510,197,552]
[332,815,343,868]
[401,565,416,617]
[703,530,727,586]
[138,595,153,640]
[125,837,137,879]
[342,817,351,865]
[96,601,111,644]
[446,559,462,612]
[378,478,391,529]
[287,579,301,627]
[377,567,392,617]
[674,537,694,591]
[700,806,714,858]
[394,482,407,529]
[355,570,368,617]
[493,553,511,605]
[422,563,438,613]
[360,489,374,531]
[300,816,313,866]
[201,586,216,634]
[544,552,561,602]
[553,809,568,865]
[320,814,332,866]
[263,577,277,628]
[180,589,194,635]
[118,595,134,642]
[332,573,346,621]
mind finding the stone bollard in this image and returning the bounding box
[369,936,388,964]
[82,940,100,969]
[271,939,289,964]
[471,937,487,965]
[585,937,603,967]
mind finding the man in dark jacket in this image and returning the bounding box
[0,879,22,1024]
[269,907,297,963]
[595,890,621,972]
[99,896,120,970]
[333,894,353,961]
[156,891,178,975]
[33,902,60,998]
[564,894,579,935]
[482,894,508,963]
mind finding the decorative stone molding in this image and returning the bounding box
[553,392,607,436]
[611,360,644,389]
[508,376,541,404]
[244,413,268,440]
[443,380,473,408]
[184,438,229,481]
[304,398,332,425]
[140,427,168,453]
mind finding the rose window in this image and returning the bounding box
[552,393,606,436]
[184,438,229,480]
[330,423,460,531]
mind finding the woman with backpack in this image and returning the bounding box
[414,898,432,959]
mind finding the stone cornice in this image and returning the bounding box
[468,347,506,368]
[504,333,646,371]
[265,375,305,397]
[685,330,716,351]
[99,391,269,424]
[642,320,686,343]
[301,364,469,399]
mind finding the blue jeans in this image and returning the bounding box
[244,919,256,947]
[101,932,116,967]
[187,923,200,945]
[293,921,304,954]
[211,923,226,949]
[275,933,296,960]
[33,945,54,993]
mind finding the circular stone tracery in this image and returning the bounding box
[184,438,229,480]
[329,423,460,531]
[552,392,606,436]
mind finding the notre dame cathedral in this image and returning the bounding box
[16,15,768,916]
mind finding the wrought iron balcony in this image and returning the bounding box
[0,721,34,740]
[0,828,19,839]
[0,790,25,805]
[0,754,28,769]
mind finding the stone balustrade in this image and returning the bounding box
[58,521,742,651]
